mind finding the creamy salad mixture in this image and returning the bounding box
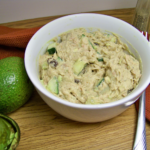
[39,28,141,104]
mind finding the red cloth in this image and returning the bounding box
[0,26,40,59]
[135,86,150,121]
[0,25,149,121]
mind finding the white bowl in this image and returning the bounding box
[25,13,150,123]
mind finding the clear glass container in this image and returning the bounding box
[132,0,150,32]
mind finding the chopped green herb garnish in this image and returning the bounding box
[97,78,104,87]
[47,47,56,55]
[97,58,103,62]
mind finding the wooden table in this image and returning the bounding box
[1,8,150,150]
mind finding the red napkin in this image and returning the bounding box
[0,26,40,59]
[135,86,150,121]
[0,25,150,121]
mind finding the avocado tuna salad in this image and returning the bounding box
[39,28,141,104]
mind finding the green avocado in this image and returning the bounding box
[0,117,15,150]
[0,57,34,114]
[0,114,20,150]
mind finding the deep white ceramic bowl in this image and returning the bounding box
[25,13,150,123]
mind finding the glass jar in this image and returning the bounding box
[132,0,150,32]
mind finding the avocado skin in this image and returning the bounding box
[0,117,15,150]
[0,114,20,150]
[0,57,34,114]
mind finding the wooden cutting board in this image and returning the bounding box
[1,8,150,150]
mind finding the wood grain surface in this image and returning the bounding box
[1,8,150,150]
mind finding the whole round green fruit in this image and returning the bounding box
[0,57,34,114]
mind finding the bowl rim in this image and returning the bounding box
[25,13,150,109]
